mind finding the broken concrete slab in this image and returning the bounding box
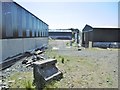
[33,59,63,89]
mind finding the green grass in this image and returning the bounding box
[7,72,35,89]
[43,81,58,90]
[66,42,70,46]
[25,80,35,90]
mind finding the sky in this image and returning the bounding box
[14,0,119,31]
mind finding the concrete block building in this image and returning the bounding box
[82,24,120,48]
[0,1,49,63]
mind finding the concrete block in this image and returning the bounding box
[89,41,92,48]
[33,59,62,89]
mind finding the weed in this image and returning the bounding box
[66,42,69,46]
[61,57,64,64]
[53,56,56,59]
[43,81,58,90]
[58,55,61,58]
[67,59,70,61]
[25,80,35,90]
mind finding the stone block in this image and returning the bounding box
[33,59,63,89]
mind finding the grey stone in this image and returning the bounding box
[8,80,15,84]
[113,70,116,72]
[33,59,63,89]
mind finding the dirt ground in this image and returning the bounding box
[45,40,118,88]
[1,40,118,89]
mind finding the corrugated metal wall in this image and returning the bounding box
[82,25,120,48]
[0,1,2,63]
[0,1,49,63]
[0,1,2,39]
[2,2,48,39]
[93,28,119,42]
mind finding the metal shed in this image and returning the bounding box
[82,24,120,48]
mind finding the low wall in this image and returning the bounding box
[0,37,48,63]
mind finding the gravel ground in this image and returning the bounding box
[0,56,33,88]
[46,40,118,88]
[0,53,47,88]
[0,40,119,89]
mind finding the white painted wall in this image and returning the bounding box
[0,37,48,63]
